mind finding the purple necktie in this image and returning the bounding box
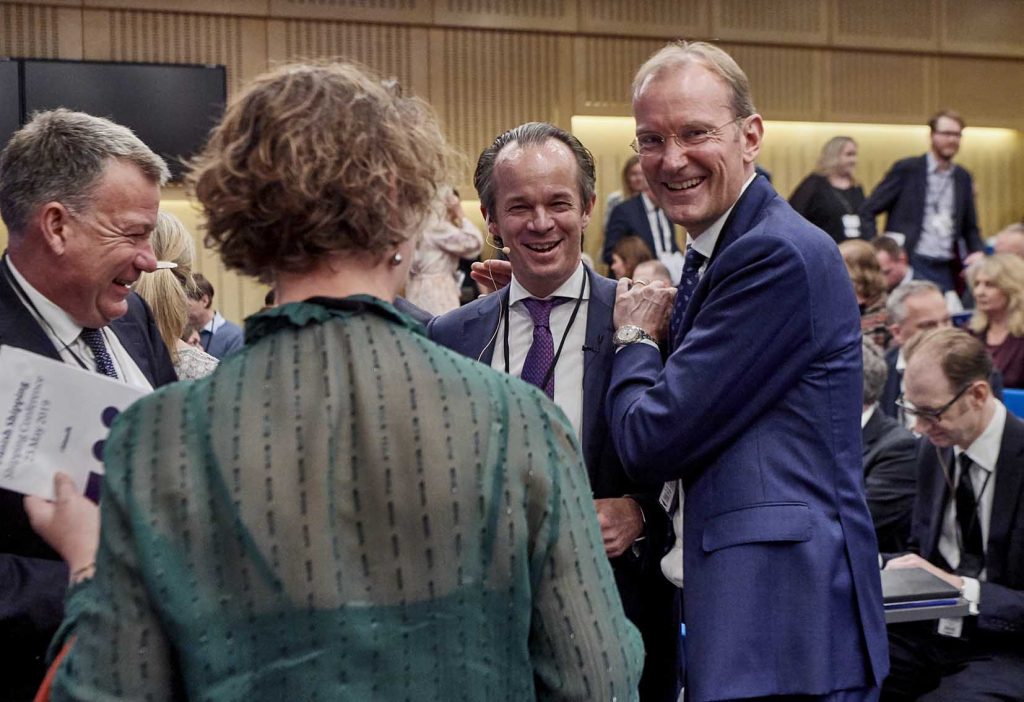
[668,246,707,350]
[80,327,118,378]
[520,297,567,398]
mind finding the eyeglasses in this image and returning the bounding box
[631,117,743,155]
[895,383,974,423]
[933,130,962,139]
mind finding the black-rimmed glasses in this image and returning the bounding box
[895,383,974,423]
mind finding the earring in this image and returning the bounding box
[390,252,403,266]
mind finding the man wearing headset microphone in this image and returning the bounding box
[428,122,681,702]
[882,326,1024,700]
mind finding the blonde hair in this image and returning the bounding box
[967,253,1024,336]
[133,211,198,363]
[631,41,756,119]
[815,136,857,181]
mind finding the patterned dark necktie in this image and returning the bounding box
[954,453,985,577]
[520,297,567,398]
[80,327,118,378]
[668,246,707,349]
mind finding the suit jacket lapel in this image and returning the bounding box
[464,290,505,366]
[862,409,885,458]
[924,447,953,558]
[0,255,62,361]
[581,267,613,466]
[986,414,1024,579]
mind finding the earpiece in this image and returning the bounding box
[486,235,510,256]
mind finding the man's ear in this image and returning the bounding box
[580,194,596,231]
[203,294,212,309]
[889,323,902,346]
[37,202,73,255]
[741,114,764,165]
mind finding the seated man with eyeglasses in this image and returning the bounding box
[883,327,1024,700]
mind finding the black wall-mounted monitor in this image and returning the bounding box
[0,59,21,153]
[22,59,226,180]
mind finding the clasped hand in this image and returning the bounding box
[613,277,677,343]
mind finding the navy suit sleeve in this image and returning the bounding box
[602,203,633,264]
[607,233,821,482]
[860,162,907,240]
[0,554,68,680]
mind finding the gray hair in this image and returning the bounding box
[0,108,169,236]
[474,122,596,220]
[862,337,889,405]
[885,280,942,324]
[631,41,756,120]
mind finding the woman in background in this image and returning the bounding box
[405,186,483,315]
[968,253,1024,388]
[609,235,654,281]
[790,136,865,244]
[41,61,641,701]
[133,211,219,380]
[603,154,646,226]
[840,239,892,350]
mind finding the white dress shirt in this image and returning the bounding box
[491,262,588,438]
[6,258,152,391]
[660,172,758,587]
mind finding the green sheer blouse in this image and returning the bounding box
[53,297,642,701]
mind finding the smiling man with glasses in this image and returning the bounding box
[883,327,1024,700]
[606,41,888,701]
[860,109,983,294]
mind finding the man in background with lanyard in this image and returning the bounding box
[0,109,176,699]
[429,122,679,701]
[861,109,983,294]
[885,327,1024,699]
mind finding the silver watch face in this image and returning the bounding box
[614,325,641,345]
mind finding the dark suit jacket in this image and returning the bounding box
[606,175,888,701]
[602,194,681,264]
[910,409,1024,637]
[427,266,678,700]
[860,154,982,259]
[0,255,176,697]
[862,408,919,552]
[880,345,1004,419]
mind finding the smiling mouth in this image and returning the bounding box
[524,241,560,253]
[665,177,704,191]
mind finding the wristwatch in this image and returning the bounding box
[613,325,656,347]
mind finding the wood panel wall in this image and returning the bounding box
[2,0,1023,320]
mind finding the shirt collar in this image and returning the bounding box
[687,172,757,259]
[926,151,953,175]
[640,192,658,214]
[509,261,588,305]
[862,403,877,429]
[6,255,86,342]
[955,401,1007,475]
[203,310,227,334]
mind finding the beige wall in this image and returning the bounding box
[2,0,1023,318]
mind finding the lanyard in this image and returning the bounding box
[502,272,587,393]
[0,255,91,371]
[937,448,993,560]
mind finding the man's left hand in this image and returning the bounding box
[594,497,644,558]
[884,552,964,590]
[613,278,676,342]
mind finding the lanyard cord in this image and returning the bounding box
[503,272,587,392]
[1,255,91,371]
[936,447,993,561]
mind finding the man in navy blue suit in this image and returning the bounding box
[606,42,888,700]
[0,109,176,699]
[860,110,983,293]
[428,122,679,701]
[602,179,682,281]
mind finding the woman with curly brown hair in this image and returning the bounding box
[967,253,1024,388]
[42,62,641,701]
[839,238,892,349]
